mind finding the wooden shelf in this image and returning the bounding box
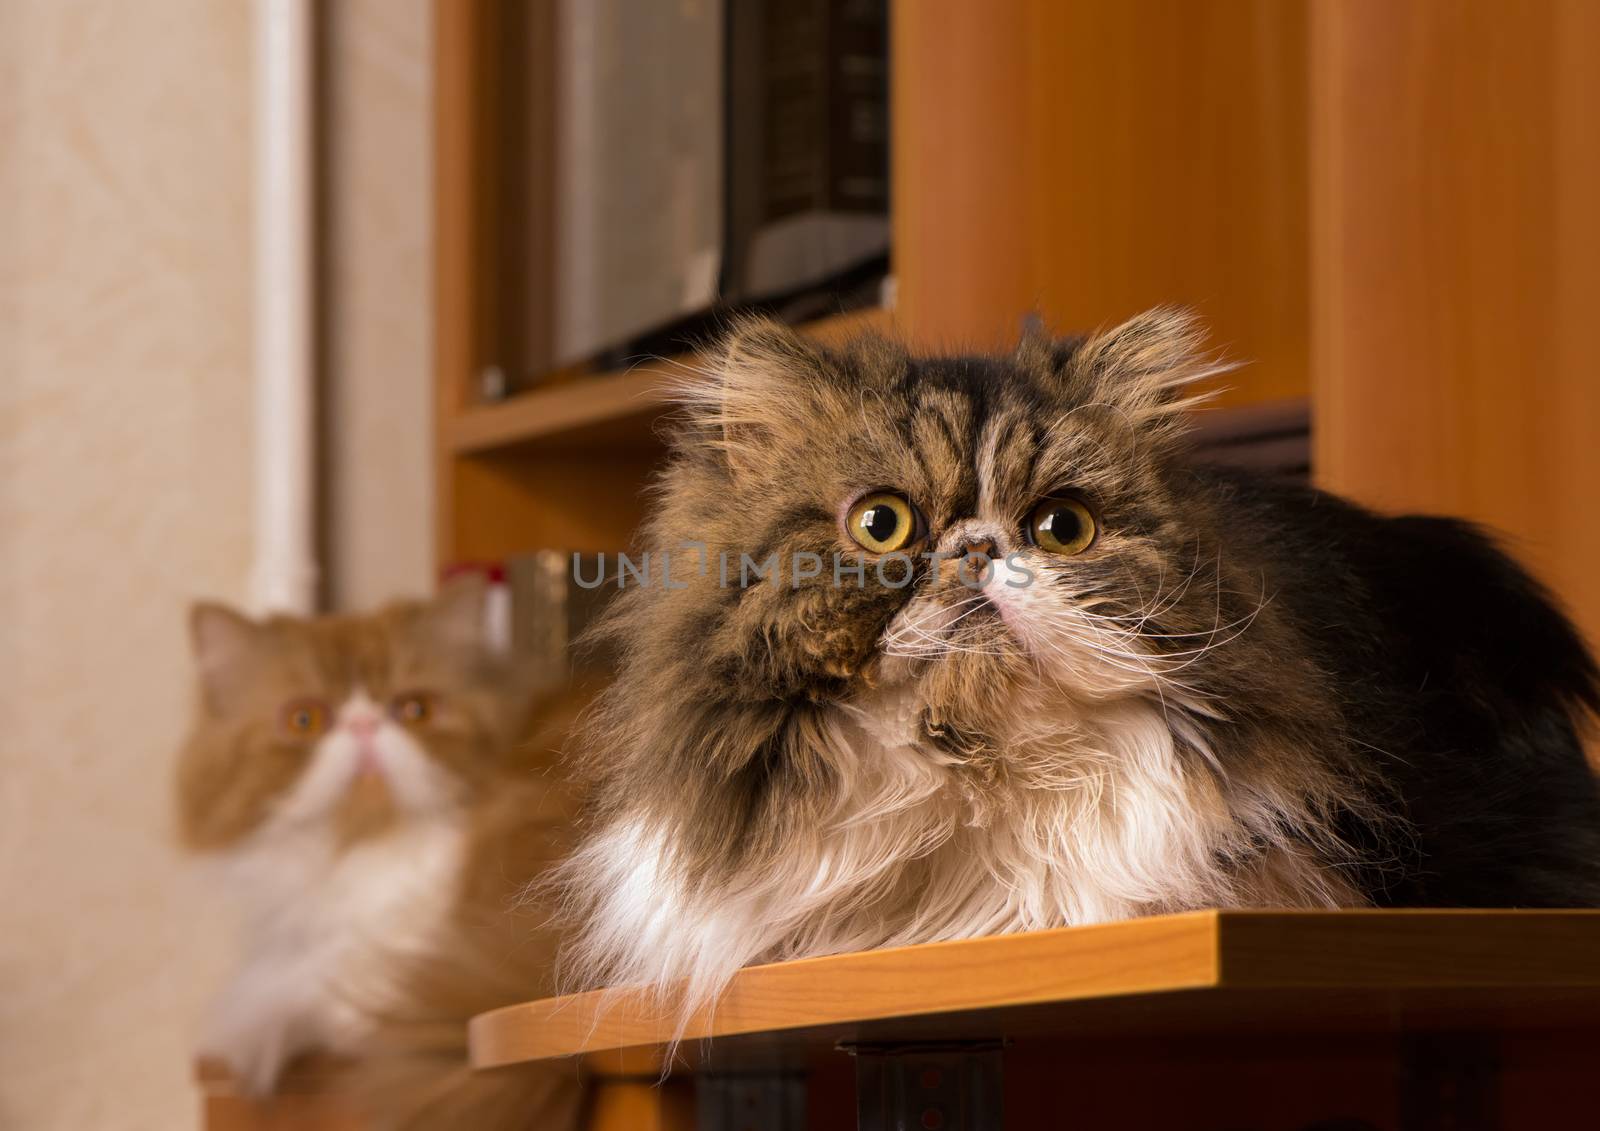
[470,909,1600,1074]
[445,307,891,456]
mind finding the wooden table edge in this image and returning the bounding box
[471,910,1224,1068]
[469,908,1600,1070]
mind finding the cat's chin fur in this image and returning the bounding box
[562,674,1357,1014]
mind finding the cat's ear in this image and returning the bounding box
[683,316,828,478]
[189,602,263,712]
[1049,307,1234,432]
[422,573,491,655]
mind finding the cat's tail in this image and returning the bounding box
[348,921,583,1131]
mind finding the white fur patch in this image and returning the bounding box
[569,663,1352,1020]
[202,816,464,1093]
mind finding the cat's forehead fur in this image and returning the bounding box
[676,308,1220,533]
[231,605,476,696]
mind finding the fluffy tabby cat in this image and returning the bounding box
[560,309,1600,1011]
[178,579,580,1127]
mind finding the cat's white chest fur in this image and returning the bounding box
[202,815,465,1094]
[571,683,1340,1014]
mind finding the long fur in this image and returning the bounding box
[351,781,584,1131]
[557,309,1600,1022]
[179,581,588,1127]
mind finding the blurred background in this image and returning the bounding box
[1,1,1595,1127]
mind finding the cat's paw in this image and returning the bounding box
[201,972,316,1097]
[204,1015,298,1097]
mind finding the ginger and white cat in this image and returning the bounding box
[176,579,576,1119]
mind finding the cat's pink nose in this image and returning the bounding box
[345,713,380,737]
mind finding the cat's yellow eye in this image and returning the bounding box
[845,491,920,554]
[281,699,329,738]
[1027,495,1098,556]
[391,691,434,726]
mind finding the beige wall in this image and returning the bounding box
[324,0,435,611]
[0,2,252,1127]
[0,1,435,1126]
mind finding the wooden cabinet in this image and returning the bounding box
[435,1,1598,660]
[434,0,1322,570]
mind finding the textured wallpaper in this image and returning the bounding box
[0,3,253,1128]
[0,1,437,1125]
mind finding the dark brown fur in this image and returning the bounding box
[558,310,1600,1010]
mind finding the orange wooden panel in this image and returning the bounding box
[892,0,1036,351]
[447,450,661,561]
[434,0,493,571]
[1311,0,1600,652]
[893,0,1310,406]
